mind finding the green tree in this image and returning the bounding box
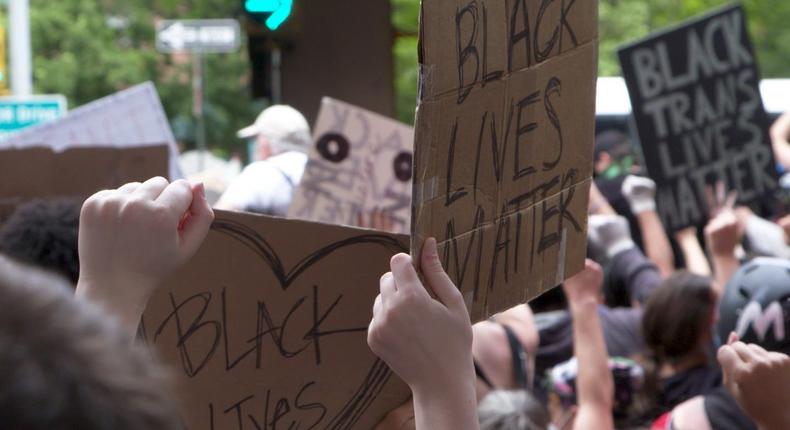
[392,0,790,124]
[27,0,262,159]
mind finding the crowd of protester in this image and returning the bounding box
[1,109,790,430]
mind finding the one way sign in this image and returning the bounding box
[156,19,240,53]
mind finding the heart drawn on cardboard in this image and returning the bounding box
[143,214,410,430]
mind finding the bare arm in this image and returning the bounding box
[622,176,673,278]
[704,211,742,299]
[564,260,614,430]
[636,211,675,278]
[674,227,712,276]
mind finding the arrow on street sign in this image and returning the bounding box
[156,19,241,54]
[245,0,293,30]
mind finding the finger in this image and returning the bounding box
[728,331,739,344]
[724,190,738,210]
[704,184,716,213]
[179,183,214,257]
[380,272,397,304]
[157,180,194,219]
[421,237,465,310]
[390,253,429,299]
[718,344,746,389]
[356,209,365,228]
[747,343,770,359]
[116,182,142,194]
[372,293,383,317]
[133,176,169,201]
[731,341,759,363]
[716,181,726,206]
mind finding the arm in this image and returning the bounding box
[589,214,661,305]
[704,211,742,299]
[622,176,674,278]
[589,181,617,216]
[674,227,712,276]
[770,112,790,172]
[76,177,214,339]
[368,238,479,430]
[564,260,615,430]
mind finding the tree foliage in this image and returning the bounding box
[26,0,262,158]
[393,0,790,124]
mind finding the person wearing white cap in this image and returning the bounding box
[215,105,311,216]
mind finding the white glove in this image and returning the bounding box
[622,175,657,214]
[588,214,636,259]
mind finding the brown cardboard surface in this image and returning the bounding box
[412,0,598,320]
[419,0,598,101]
[0,145,169,199]
[143,210,411,430]
[289,98,414,234]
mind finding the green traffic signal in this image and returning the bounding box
[245,0,293,31]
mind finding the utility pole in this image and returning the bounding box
[192,52,206,170]
[9,0,33,96]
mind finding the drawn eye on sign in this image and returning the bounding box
[289,98,414,234]
[393,151,412,182]
[316,132,351,163]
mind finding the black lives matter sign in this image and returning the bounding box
[619,5,777,231]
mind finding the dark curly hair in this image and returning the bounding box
[0,198,81,284]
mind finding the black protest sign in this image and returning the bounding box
[619,5,777,231]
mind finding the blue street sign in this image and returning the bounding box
[0,96,67,140]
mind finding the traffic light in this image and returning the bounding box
[244,0,293,31]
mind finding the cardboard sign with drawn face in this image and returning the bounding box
[288,98,413,234]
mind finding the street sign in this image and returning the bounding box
[245,0,293,30]
[0,95,66,140]
[156,19,240,53]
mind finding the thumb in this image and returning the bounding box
[717,344,743,399]
[180,183,214,259]
[421,238,465,311]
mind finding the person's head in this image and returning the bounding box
[237,105,311,161]
[718,257,790,354]
[594,130,637,178]
[0,256,182,429]
[545,357,645,430]
[0,198,81,284]
[478,390,550,430]
[642,272,717,363]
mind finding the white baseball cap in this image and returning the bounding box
[237,105,311,153]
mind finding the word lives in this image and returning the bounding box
[619,5,777,230]
[412,0,598,317]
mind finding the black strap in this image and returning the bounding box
[502,324,530,389]
[474,359,495,389]
[274,166,296,189]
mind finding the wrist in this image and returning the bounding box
[629,199,656,214]
[76,274,155,338]
[569,296,599,314]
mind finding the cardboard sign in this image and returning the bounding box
[288,98,413,234]
[0,145,169,199]
[1,82,182,180]
[618,5,777,231]
[411,0,598,319]
[143,210,411,430]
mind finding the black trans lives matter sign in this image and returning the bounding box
[619,5,777,231]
